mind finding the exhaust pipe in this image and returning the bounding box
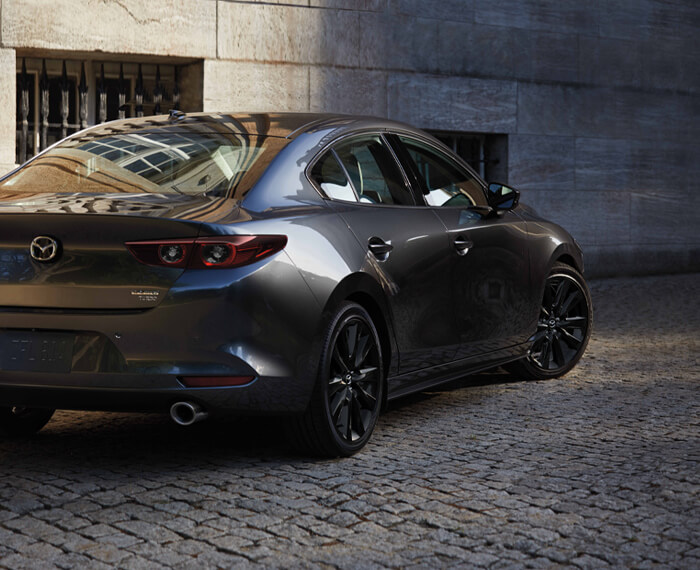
[170,401,208,426]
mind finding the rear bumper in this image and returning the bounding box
[0,371,308,415]
[0,252,323,416]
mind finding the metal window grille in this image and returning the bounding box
[16,58,182,165]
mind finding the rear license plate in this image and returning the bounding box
[0,331,75,373]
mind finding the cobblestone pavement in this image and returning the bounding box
[0,273,698,569]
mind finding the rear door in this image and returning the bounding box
[310,133,458,372]
[390,134,533,359]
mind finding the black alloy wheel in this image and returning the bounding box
[0,406,55,437]
[292,302,384,457]
[327,315,382,444]
[511,263,592,380]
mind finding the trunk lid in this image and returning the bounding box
[0,190,238,222]
[0,211,202,310]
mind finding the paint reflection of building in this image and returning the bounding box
[0,115,285,221]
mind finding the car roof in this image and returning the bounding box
[78,112,425,141]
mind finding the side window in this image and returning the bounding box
[310,151,357,202]
[333,135,414,206]
[398,136,487,207]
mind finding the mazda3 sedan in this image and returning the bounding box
[0,112,591,456]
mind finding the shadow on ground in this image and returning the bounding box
[0,368,516,474]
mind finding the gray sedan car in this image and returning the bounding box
[0,112,591,456]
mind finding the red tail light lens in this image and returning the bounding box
[200,243,234,266]
[126,239,191,268]
[126,235,287,269]
[159,244,186,265]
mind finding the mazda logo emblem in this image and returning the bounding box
[30,236,60,262]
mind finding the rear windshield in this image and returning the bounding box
[0,125,288,200]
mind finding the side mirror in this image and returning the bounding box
[488,182,520,211]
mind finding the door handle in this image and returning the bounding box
[454,236,473,256]
[368,237,393,260]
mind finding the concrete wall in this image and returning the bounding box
[1,0,698,276]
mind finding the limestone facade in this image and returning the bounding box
[0,0,698,276]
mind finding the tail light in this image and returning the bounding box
[125,235,287,269]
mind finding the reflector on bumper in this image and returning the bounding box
[178,376,255,388]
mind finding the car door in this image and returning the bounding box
[309,133,458,372]
[390,134,533,360]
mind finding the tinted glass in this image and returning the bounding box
[1,126,288,200]
[333,135,413,206]
[399,136,486,207]
[310,151,357,202]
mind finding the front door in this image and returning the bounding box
[391,135,532,359]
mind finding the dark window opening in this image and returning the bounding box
[427,131,508,184]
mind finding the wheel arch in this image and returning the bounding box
[321,272,398,404]
[527,241,585,331]
[555,253,580,272]
[550,243,584,275]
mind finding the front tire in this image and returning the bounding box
[511,262,592,380]
[292,302,384,457]
[0,407,55,437]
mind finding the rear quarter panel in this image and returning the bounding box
[236,130,401,377]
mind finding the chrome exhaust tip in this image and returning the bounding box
[170,402,208,426]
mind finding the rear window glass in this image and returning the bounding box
[331,135,413,206]
[310,151,357,202]
[0,126,288,200]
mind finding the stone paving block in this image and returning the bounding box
[172,538,208,557]
[125,542,190,567]
[97,532,143,549]
[53,515,90,532]
[119,556,169,570]
[114,520,181,544]
[84,542,133,564]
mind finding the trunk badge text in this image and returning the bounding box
[131,290,160,302]
[30,236,60,262]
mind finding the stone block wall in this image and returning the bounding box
[0,48,16,173]
[0,0,217,57]
[1,0,698,276]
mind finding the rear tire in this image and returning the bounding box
[509,262,592,380]
[291,302,384,457]
[0,407,55,437]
